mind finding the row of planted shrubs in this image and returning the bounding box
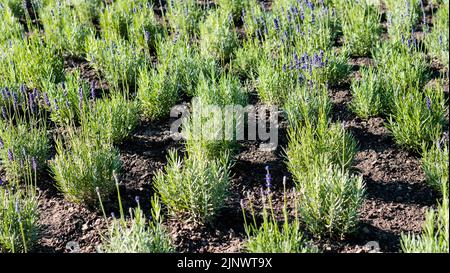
[343,0,449,253]
[1,0,448,253]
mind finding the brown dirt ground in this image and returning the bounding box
[2,0,447,253]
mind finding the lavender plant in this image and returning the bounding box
[0,3,23,43]
[86,36,147,91]
[386,83,446,152]
[217,0,252,21]
[283,82,331,127]
[50,129,122,205]
[374,40,429,110]
[424,2,449,68]
[156,38,218,97]
[199,9,239,61]
[233,39,263,78]
[166,0,204,38]
[385,0,422,42]
[3,0,43,22]
[40,0,96,57]
[0,34,64,90]
[349,66,384,119]
[336,0,382,56]
[136,62,178,121]
[241,0,265,39]
[0,120,50,181]
[0,186,38,253]
[45,69,91,126]
[99,0,162,51]
[242,177,319,253]
[287,120,358,176]
[401,190,449,253]
[422,139,449,194]
[153,147,231,224]
[101,195,173,253]
[83,91,139,145]
[295,162,365,238]
[183,71,248,157]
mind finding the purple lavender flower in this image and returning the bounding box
[426,96,431,110]
[274,17,280,31]
[12,92,18,109]
[265,166,272,189]
[0,137,3,149]
[53,99,59,111]
[90,81,96,100]
[135,196,140,205]
[0,178,3,186]
[294,53,299,66]
[1,107,7,120]
[28,92,35,112]
[7,148,14,161]
[43,92,51,107]
[20,84,26,95]
[31,157,37,172]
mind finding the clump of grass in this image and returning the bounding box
[336,0,382,56]
[0,121,50,181]
[349,66,384,119]
[401,189,449,253]
[242,177,319,253]
[83,91,139,145]
[50,129,122,205]
[153,148,231,224]
[101,195,173,253]
[386,83,446,152]
[295,161,365,238]
[422,139,449,194]
[199,9,239,61]
[0,187,38,253]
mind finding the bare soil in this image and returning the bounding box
[7,0,447,253]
